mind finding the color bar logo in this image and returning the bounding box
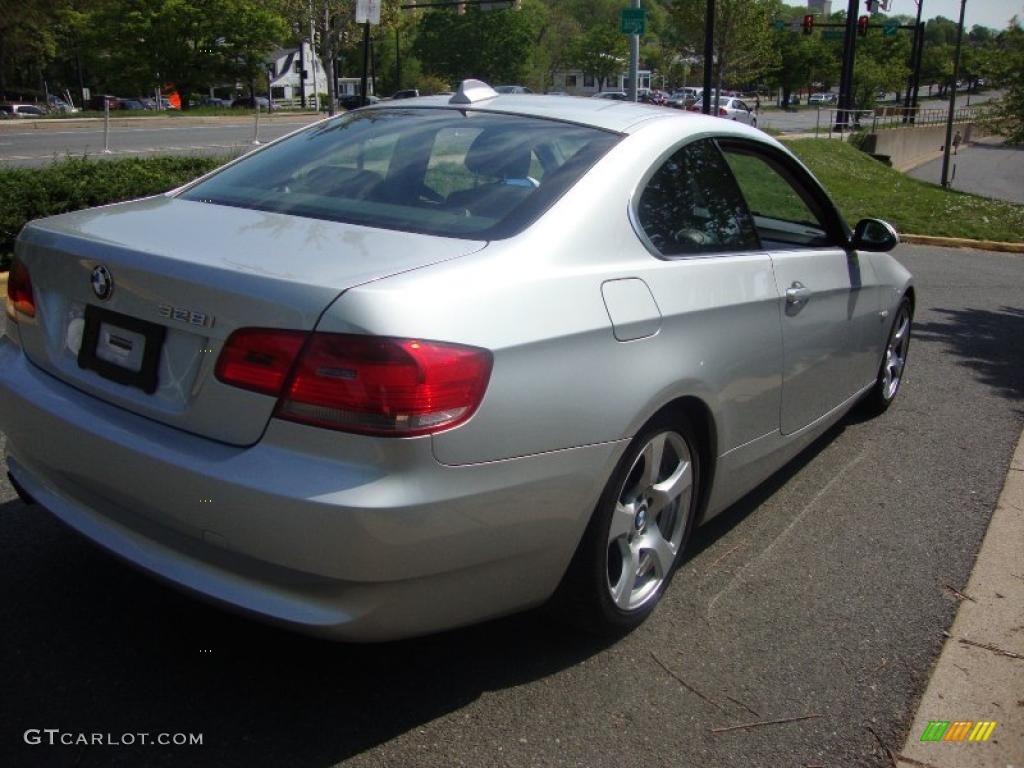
[920,720,997,742]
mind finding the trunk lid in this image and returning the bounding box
[15,196,485,445]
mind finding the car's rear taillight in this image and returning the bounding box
[215,328,307,396]
[6,257,35,321]
[278,334,492,436]
[215,330,492,436]
[719,107,728,116]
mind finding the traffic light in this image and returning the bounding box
[858,15,870,37]
[802,15,814,35]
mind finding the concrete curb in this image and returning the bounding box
[896,429,1024,767]
[901,234,1024,254]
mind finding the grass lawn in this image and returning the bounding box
[784,138,1024,243]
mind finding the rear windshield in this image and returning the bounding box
[180,108,620,239]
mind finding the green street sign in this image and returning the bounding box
[883,22,899,36]
[772,19,787,31]
[620,7,646,35]
[824,29,844,39]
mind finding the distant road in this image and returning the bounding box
[0,114,321,168]
[909,138,1024,205]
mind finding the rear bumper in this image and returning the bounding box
[0,338,624,640]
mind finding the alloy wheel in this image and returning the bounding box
[606,430,693,611]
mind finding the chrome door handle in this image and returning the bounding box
[786,282,812,304]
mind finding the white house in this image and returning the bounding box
[551,68,652,96]
[266,43,329,107]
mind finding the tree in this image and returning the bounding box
[570,25,627,92]
[413,5,541,86]
[671,0,779,107]
[86,0,287,106]
[987,17,1024,143]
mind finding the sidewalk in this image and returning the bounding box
[898,429,1024,767]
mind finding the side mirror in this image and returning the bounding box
[851,218,899,252]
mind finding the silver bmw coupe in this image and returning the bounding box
[0,81,912,640]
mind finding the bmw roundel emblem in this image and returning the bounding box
[91,265,114,300]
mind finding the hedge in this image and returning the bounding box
[0,155,226,270]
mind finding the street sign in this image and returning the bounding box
[620,8,646,35]
[772,19,787,31]
[824,29,844,39]
[883,21,899,36]
[355,0,381,25]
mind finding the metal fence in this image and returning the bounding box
[813,105,988,139]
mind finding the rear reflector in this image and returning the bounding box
[278,335,492,436]
[215,328,307,396]
[6,257,35,320]
[215,330,492,436]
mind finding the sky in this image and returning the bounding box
[885,0,1023,30]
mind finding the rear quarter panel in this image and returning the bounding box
[315,117,785,467]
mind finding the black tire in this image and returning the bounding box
[554,413,701,634]
[860,297,912,416]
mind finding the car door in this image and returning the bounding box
[718,139,880,435]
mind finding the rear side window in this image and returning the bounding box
[180,109,619,240]
[635,139,758,256]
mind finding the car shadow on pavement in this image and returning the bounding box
[0,497,618,768]
[912,305,1024,407]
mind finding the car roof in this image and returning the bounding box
[360,94,728,133]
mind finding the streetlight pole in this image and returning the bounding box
[940,0,967,188]
[702,0,714,115]
[835,0,860,132]
[903,0,924,122]
[627,0,640,102]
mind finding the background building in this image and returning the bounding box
[808,0,832,15]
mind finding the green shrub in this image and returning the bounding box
[0,155,226,270]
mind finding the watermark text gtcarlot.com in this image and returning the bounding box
[25,729,202,746]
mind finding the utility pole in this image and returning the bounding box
[360,21,370,105]
[702,0,714,115]
[835,0,860,132]
[309,0,319,112]
[627,0,640,101]
[941,0,967,188]
[903,0,924,120]
[299,40,307,109]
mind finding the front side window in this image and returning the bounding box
[635,139,758,257]
[179,109,620,240]
[719,143,838,248]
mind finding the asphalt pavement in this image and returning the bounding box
[1,244,1022,767]
[909,138,1024,205]
[0,115,319,167]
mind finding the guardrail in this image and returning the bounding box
[813,105,988,138]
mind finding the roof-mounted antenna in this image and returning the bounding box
[449,79,499,105]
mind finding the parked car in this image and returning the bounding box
[493,85,532,94]
[808,92,838,106]
[0,103,46,118]
[640,89,669,106]
[230,96,269,109]
[593,91,628,100]
[0,79,912,641]
[339,93,380,110]
[89,95,120,111]
[391,89,420,99]
[47,96,79,114]
[119,99,146,111]
[198,96,233,108]
[688,96,757,126]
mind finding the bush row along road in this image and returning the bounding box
[1,244,1022,767]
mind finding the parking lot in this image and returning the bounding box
[1,243,1022,767]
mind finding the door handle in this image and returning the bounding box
[785,282,812,304]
